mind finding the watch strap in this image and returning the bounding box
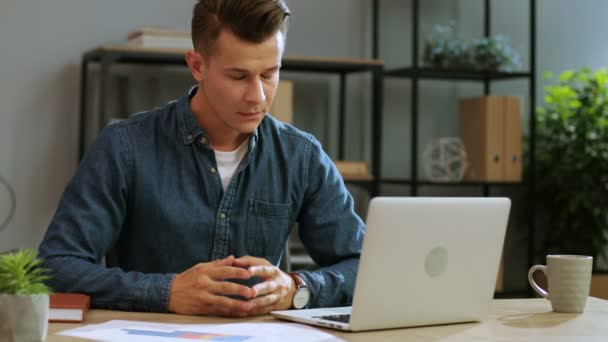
[288,272,307,289]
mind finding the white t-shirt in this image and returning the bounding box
[214,139,249,191]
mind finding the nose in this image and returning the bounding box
[244,78,266,107]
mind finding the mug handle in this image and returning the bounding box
[528,265,549,299]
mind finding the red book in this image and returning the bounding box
[49,293,91,323]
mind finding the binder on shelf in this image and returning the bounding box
[269,80,294,124]
[459,95,523,182]
[503,96,523,182]
[459,96,505,182]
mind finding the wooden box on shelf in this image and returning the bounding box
[459,96,522,182]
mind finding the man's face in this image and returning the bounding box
[194,29,285,136]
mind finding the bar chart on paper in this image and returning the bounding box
[58,320,341,342]
[122,328,251,341]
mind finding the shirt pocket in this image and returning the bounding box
[246,199,292,258]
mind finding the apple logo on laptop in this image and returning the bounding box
[425,246,448,278]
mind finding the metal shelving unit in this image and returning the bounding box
[371,0,537,296]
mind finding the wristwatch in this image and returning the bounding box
[288,272,310,309]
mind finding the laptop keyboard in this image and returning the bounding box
[313,314,351,324]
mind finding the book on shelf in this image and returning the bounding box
[49,293,91,323]
[126,26,192,50]
[459,95,522,182]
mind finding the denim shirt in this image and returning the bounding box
[39,86,365,313]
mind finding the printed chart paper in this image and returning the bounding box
[58,319,343,342]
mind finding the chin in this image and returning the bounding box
[237,122,262,134]
[236,117,265,133]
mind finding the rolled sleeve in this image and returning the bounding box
[296,136,365,307]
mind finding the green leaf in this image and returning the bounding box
[0,248,52,295]
[543,71,554,79]
[569,100,582,108]
[596,68,608,86]
[559,70,575,82]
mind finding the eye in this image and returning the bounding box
[261,70,277,80]
[231,74,247,81]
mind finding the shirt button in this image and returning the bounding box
[186,134,193,141]
[220,213,227,220]
[210,167,217,174]
[200,137,208,145]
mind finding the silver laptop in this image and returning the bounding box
[271,197,510,331]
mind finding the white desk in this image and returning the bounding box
[48,297,608,341]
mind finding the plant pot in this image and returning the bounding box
[0,294,49,342]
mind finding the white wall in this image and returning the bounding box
[537,0,608,82]
[0,0,195,251]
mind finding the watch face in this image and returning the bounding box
[293,288,310,309]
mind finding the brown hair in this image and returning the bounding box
[192,0,291,56]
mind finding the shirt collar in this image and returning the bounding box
[175,85,260,147]
[176,85,204,145]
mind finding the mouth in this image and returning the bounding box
[238,111,264,118]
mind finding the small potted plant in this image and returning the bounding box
[0,249,52,342]
[422,23,470,70]
[422,23,521,72]
[469,35,521,72]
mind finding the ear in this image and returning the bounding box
[185,50,205,82]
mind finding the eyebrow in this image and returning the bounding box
[225,66,281,73]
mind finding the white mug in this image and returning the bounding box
[528,255,593,313]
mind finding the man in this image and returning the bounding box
[39,0,365,317]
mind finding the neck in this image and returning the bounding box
[190,87,250,152]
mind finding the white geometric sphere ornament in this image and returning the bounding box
[421,137,468,182]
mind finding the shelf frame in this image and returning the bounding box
[372,0,537,296]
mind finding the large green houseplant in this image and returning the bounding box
[535,67,608,266]
[0,249,52,342]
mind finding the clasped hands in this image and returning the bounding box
[168,255,297,317]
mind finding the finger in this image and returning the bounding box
[233,255,272,268]
[207,266,251,280]
[193,256,234,271]
[248,294,281,315]
[214,255,235,266]
[209,280,253,299]
[209,293,253,314]
[248,265,278,279]
[251,280,279,297]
